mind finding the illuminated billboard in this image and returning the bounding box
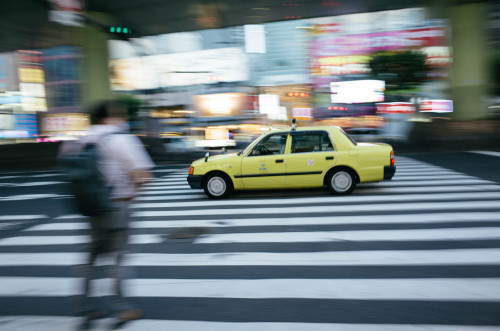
[330,80,385,104]
[193,93,246,117]
[308,8,451,87]
[259,94,288,121]
[110,47,248,90]
[420,100,453,113]
[376,102,415,114]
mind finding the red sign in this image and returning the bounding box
[376,103,415,114]
[49,0,85,13]
[420,100,453,113]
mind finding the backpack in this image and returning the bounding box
[60,137,113,217]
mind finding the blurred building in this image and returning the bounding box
[1,2,496,145]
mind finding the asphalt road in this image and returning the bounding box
[1,152,500,330]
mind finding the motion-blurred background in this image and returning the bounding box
[0,0,499,168]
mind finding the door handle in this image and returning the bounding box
[326,156,334,160]
[275,159,284,163]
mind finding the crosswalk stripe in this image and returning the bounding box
[0,234,163,246]
[355,185,500,194]
[135,184,500,198]
[390,174,478,180]
[139,189,197,195]
[144,181,187,186]
[0,215,47,221]
[194,227,500,244]
[0,194,69,201]
[132,200,500,217]
[2,156,500,329]
[26,212,500,232]
[0,181,65,187]
[140,185,190,190]
[131,192,500,209]
[1,277,499,301]
[2,248,500,267]
[152,168,189,173]
[1,317,498,331]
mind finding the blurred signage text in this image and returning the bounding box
[420,100,453,113]
[376,102,415,114]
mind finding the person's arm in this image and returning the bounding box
[131,169,153,187]
[114,134,155,189]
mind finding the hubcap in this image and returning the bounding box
[332,171,352,192]
[207,177,226,196]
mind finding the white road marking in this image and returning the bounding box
[195,227,500,244]
[0,234,163,246]
[27,211,500,232]
[134,184,500,198]
[1,277,500,301]
[355,184,500,194]
[2,248,500,267]
[132,200,500,217]
[0,215,47,221]
[131,192,500,209]
[0,181,65,187]
[138,189,197,195]
[0,194,69,201]
[140,185,191,190]
[0,317,497,331]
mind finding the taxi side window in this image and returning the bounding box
[291,132,334,153]
[250,133,288,156]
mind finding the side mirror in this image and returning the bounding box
[221,147,226,154]
[204,152,210,162]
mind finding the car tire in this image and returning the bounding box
[326,169,356,195]
[203,173,233,199]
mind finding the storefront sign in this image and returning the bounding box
[293,108,312,120]
[330,80,385,104]
[310,24,450,84]
[194,93,246,117]
[376,102,415,114]
[41,114,90,132]
[110,47,248,90]
[420,100,453,113]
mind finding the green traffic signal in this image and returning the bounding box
[109,26,132,35]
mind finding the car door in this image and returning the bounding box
[240,132,289,189]
[286,130,337,188]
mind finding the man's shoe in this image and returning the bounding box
[112,309,143,329]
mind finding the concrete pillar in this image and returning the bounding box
[448,2,488,120]
[82,12,113,107]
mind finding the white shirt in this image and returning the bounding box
[81,124,155,199]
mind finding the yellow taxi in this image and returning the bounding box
[187,121,396,199]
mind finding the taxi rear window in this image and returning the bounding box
[340,128,358,145]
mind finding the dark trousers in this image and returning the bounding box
[78,200,134,313]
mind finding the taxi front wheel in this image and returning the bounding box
[203,173,233,199]
[327,169,356,195]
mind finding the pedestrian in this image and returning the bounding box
[60,100,154,330]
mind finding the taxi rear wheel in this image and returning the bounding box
[203,173,233,199]
[327,169,356,195]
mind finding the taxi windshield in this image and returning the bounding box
[241,133,266,155]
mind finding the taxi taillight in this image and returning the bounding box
[390,150,395,166]
[188,166,194,175]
